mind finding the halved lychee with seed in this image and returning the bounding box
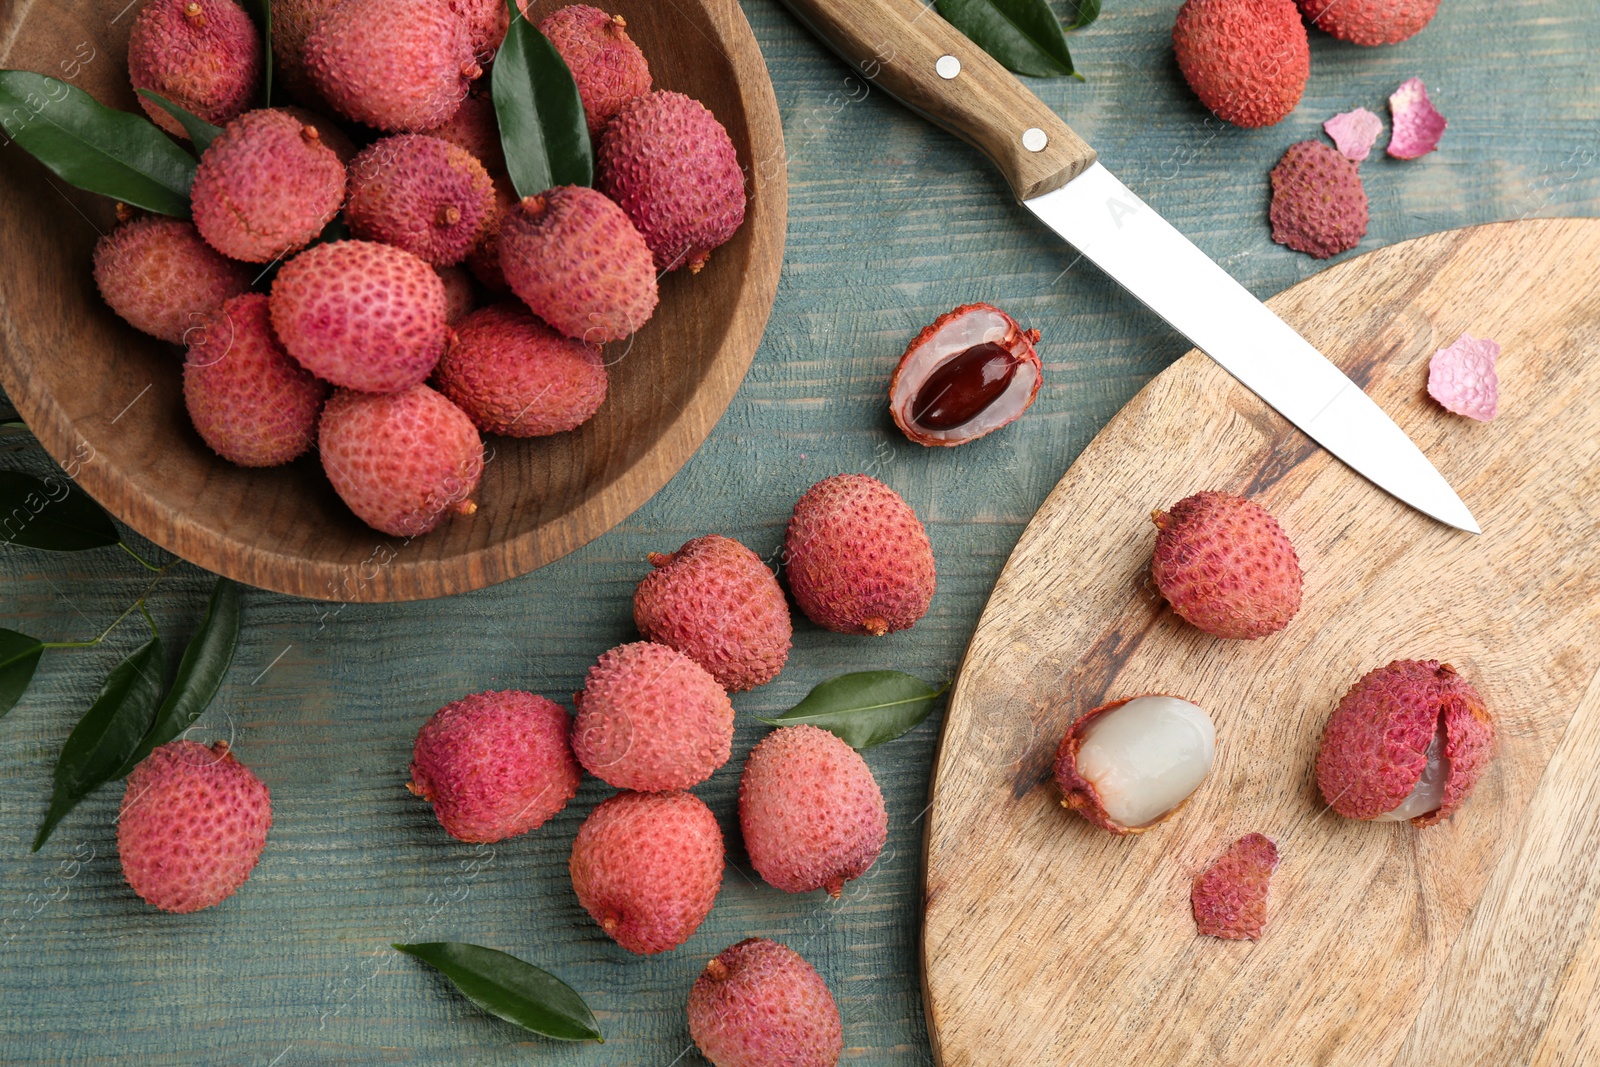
[889,303,1041,446]
[1054,694,1216,835]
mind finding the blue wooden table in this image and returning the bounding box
[2,1,1597,1062]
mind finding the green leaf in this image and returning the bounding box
[1067,0,1100,29]
[135,90,222,153]
[394,942,603,1042]
[936,0,1077,79]
[33,633,165,851]
[0,70,197,216]
[0,470,120,552]
[491,0,593,198]
[114,578,239,777]
[755,671,949,749]
[0,628,44,720]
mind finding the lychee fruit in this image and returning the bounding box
[92,216,251,344]
[270,240,449,393]
[1315,660,1494,826]
[467,178,518,294]
[1191,832,1279,940]
[408,690,581,843]
[190,108,347,263]
[1150,491,1302,640]
[432,303,609,436]
[597,90,745,273]
[1269,140,1369,259]
[127,0,262,138]
[498,185,659,344]
[1297,0,1440,46]
[540,5,652,137]
[345,134,495,268]
[633,535,791,692]
[1173,0,1310,128]
[783,474,936,637]
[447,0,510,63]
[271,0,341,104]
[571,642,734,792]
[888,303,1042,446]
[184,293,328,467]
[306,0,479,132]
[569,790,724,955]
[1055,695,1217,834]
[117,740,271,914]
[421,90,505,176]
[688,938,843,1067]
[739,724,887,897]
[318,385,484,537]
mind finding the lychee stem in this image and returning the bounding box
[184,1,205,28]
[452,500,478,518]
[609,14,628,31]
[703,958,728,981]
[1150,509,1169,529]
[646,551,673,568]
[862,616,890,637]
[438,205,462,227]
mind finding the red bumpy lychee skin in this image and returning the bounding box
[888,303,1043,447]
[540,5,653,137]
[739,725,888,898]
[271,0,341,104]
[1315,660,1494,826]
[306,0,480,132]
[633,535,792,692]
[128,0,262,138]
[447,0,510,64]
[184,293,329,467]
[1150,491,1302,640]
[117,740,272,914]
[571,642,735,792]
[1270,140,1369,259]
[318,385,485,537]
[408,690,581,843]
[1173,0,1310,128]
[190,108,347,263]
[92,217,251,344]
[1297,0,1440,45]
[597,91,747,273]
[1191,833,1279,940]
[270,240,449,393]
[432,303,609,436]
[569,790,724,956]
[688,938,844,1067]
[468,179,518,294]
[436,265,478,324]
[345,134,496,268]
[422,90,506,176]
[783,474,937,637]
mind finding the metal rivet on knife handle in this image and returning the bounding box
[936,55,961,79]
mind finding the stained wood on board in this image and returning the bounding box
[922,218,1600,1066]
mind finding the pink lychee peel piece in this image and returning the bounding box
[1427,332,1500,421]
[1388,77,1447,159]
[1324,107,1383,162]
[1192,833,1279,940]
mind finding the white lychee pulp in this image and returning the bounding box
[1075,696,1216,828]
[1375,719,1449,822]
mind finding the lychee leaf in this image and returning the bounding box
[135,91,223,154]
[394,942,603,1042]
[0,628,45,720]
[0,470,120,552]
[236,0,274,107]
[0,70,196,217]
[755,671,949,749]
[935,0,1078,80]
[491,1,593,198]
[1067,0,1100,30]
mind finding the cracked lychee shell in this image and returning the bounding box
[888,303,1042,447]
[1054,694,1216,835]
[1150,490,1302,640]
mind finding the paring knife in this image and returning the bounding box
[777,0,1480,534]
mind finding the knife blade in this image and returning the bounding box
[777,0,1479,533]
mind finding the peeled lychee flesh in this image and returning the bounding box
[1151,491,1303,640]
[270,240,449,393]
[184,293,328,467]
[346,134,496,268]
[128,0,262,137]
[634,535,792,692]
[306,0,479,132]
[571,642,735,792]
[1315,659,1494,826]
[499,185,660,344]
[540,5,652,137]
[688,938,843,1067]
[739,724,888,897]
[190,108,347,263]
[569,790,724,955]
[1297,0,1440,46]
[409,690,581,843]
[433,303,609,437]
[117,740,271,914]
[1055,695,1216,834]
[889,303,1042,446]
[1270,141,1369,259]
[92,217,251,344]
[318,385,484,537]
[597,91,746,273]
[1173,0,1309,128]
[1191,833,1279,940]
[783,474,936,637]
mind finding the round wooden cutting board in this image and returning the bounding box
[922,218,1600,1067]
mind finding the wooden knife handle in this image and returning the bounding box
[778,0,1096,201]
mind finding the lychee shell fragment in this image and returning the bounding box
[1269,140,1369,259]
[1192,833,1279,940]
[888,302,1042,447]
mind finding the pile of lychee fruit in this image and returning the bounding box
[98,0,747,536]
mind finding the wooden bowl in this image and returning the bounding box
[0,0,785,601]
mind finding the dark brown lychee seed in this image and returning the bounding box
[909,341,1021,430]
